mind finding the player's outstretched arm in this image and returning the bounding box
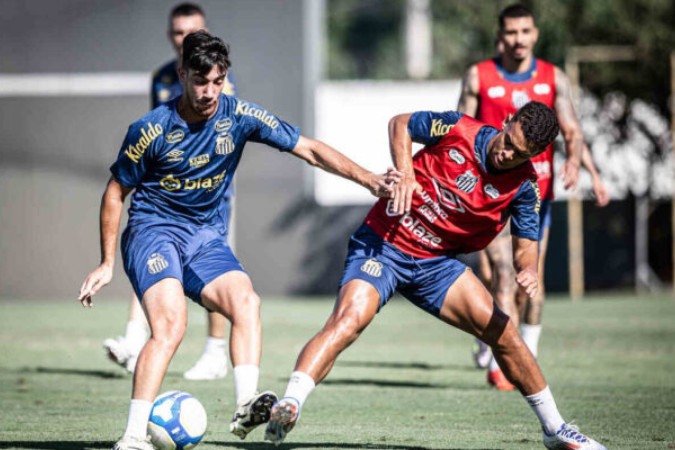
[290,135,392,198]
[78,177,132,307]
[512,236,539,299]
[457,64,480,117]
[554,67,584,190]
[388,113,421,215]
[581,147,610,207]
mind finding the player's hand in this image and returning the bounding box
[368,171,397,198]
[78,263,113,308]
[389,169,421,215]
[560,159,580,190]
[591,177,609,207]
[515,268,538,299]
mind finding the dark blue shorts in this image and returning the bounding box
[339,225,469,317]
[121,219,244,305]
[538,199,552,241]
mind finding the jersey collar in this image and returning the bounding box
[493,57,538,83]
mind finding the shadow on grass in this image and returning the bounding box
[319,378,486,391]
[21,366,124,379]
[336,360,475,372]
[0,441,111,450]
[208,441,491,450]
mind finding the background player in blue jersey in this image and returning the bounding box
[78,31,394,450]
[265,102,606,450]
[104,2,235,381]
[458,4,609,389]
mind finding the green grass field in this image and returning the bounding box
[1,294,674,450]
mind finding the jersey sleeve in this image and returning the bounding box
[109,121,159,188]
[407,111,464,146]
[509,178,541,240]
[237,100,300,152]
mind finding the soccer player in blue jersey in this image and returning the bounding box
[265,102,606,449]
[104,2,236,381]
[78,31,394,450]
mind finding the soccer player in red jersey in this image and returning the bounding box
[458,4,609,389]
[266,102,606,450]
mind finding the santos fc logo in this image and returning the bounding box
[360,258,383,277]
[147,253,168,275]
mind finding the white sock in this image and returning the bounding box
[233,365,259,405]
[283,371,316,408]
[123,399,152,440]
[525,386,565,435]
[488,356,500,372]
[125,320,148,352]
[203,337,227,358]
[521,324,542,358]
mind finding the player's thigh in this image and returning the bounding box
[200,270,257,322]
[538,226,550,281]
[329,279,381,333]
[437,269,509,342]
[142,277,188,338]
[484,227,515,279]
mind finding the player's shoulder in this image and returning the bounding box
[127,102,174,136]
[152,59,177,83]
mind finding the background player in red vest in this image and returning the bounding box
[265,102,606,450]
[457,3,609,389]
[103,3,236,381]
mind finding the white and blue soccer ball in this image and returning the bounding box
[147,391,207,450]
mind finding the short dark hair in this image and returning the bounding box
[170,2,205,20]
[498,4,535,29]
[512,101,559,155]
[182,30,231,74]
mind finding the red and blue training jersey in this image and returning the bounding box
[476,57,556,200]
[364,112,540,259]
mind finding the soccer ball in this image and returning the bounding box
[147,391,207,450]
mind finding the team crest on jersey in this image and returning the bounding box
[487,86,506,98]
[512,90,531,109]
[448,148,466,164]
[215,118,233,133]
[360,258,383,278]
[534,83,551,95]
[456,169,478,193]
[164,149,184,162]
[147,253,169,275]
[215,134,234,155]
[189,154,210,168]
[484,184,500,199]
[165,129,185,144]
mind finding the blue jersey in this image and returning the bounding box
[111,94,300,234]
[151,59,237,108]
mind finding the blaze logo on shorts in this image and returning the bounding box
[147,253,169,275]
[360,258,383,277]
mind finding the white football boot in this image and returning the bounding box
[111,435,154,450]
[183,353,228,380]
[229,391,278,439]
[103,337,141,373]
[264,397,300,446]
[472,338,492,369]
[543,423,607,450]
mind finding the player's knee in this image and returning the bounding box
[480,306,512,347]
[493,263,516,294]
[151,317,186,349]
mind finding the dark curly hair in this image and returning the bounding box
[182,30,231,75]
[512,101,559,155]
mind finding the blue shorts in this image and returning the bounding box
[538,199,552,241]
[339,225,469,317]
[121,219,244,305]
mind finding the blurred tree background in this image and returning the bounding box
[327,0,675,115]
